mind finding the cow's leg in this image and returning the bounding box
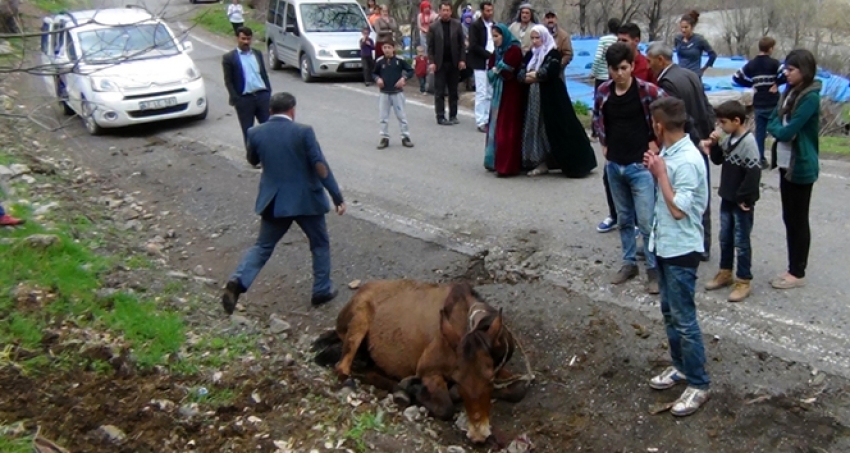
[415,374,455,420]
[334,307,371,380]
[492,367,530,403]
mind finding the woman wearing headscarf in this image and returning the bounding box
[484,23,525,176]
[519,24,596,177]
[417,1,437,52]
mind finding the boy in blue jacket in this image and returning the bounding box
[373,40,415,149]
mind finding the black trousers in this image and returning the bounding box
[230,22,243,35]
[779,169,814,278]
[361,55,374,84]
[603,166,616,219]
[591,78,605,137]
[234,90,271,144]
[433,63,460,120]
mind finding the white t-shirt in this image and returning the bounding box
[227,4,244,23]
[484,20,494,53]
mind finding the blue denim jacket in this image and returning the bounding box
[649,136,708,259]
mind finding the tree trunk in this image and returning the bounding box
[579,0,588,36]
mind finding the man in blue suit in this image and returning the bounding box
[222,92,346,313]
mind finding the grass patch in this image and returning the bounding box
[820,135,850,155]
[188,386,236,405]
[345,410,387,453]
[0,435,33,453]
[102,293,184,368]
[192,5,265,39]
[31,0,89,14]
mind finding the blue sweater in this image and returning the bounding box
[674,33,716,76]
[732,55,786,110]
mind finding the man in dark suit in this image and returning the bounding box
[647,41,716,261]
[467,1,494,132]
[222,26,272,143]
[222,92,346,314]
[427,1,466,125]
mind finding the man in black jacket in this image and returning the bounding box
[647,41,716,261]
[427,1,466,125]
[222,27,272,143]
[467,1,494,132]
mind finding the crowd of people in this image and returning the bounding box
[212,3,822,420]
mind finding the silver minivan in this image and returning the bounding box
[265,0,374,82]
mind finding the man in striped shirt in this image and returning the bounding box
[591,17,621,232]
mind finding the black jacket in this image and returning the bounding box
[222,48,272,105]
[427,18,465,71]
[466,18,492,70]
[373,55,414,93]
[657,64,715,143]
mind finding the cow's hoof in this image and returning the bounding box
[342,378,357,389]
[397,376,422,393]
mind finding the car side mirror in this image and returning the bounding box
[182,40,194,53]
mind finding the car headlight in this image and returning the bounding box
[316,48,335,58]
[91,77,120,92]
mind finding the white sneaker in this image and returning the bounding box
[671,386,710,417]
[649,366,686,390]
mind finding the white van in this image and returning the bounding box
[40,6,206,135]
[265,0,374,82]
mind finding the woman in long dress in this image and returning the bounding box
[484,23,526,176]
[519,24,597,178]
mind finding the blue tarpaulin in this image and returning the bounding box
[562,37,850,106]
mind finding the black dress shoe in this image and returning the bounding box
[700,252,710,262]
[449,117,459,125]
[311,289,338,307]
[437,117,450,125]
[221,279,243,315]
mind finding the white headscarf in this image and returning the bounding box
[526,24,555,72]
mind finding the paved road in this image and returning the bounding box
[37,0,850,379]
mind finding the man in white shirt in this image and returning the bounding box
[466,1,495,132]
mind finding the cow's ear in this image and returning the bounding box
[486,308,503,341]
[440,308,461,348]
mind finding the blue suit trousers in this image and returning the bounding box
[231,214,332,297]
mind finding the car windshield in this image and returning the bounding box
[299,3,367,33]
[76,23,178,63]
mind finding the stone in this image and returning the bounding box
[179,403,199,418]
[0,165,12,177]
[33,202,59,216]
[348,279,362,289]
[20,175,35,184]
[9,164,31,176]
[145,242,164,257]
[446,447,466,453]
[269,317,291,334]
[96,425,127,444]
[230,314,250,326]
[122,220,142,231]
[150,399,175,411]
[192,264,206,276]
[22,234,60,250]
[403,405,421,422]
[167,271,189,279]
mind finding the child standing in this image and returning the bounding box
[702,100,761,302]
[414,46,428,93]
[373,40,415,149]
[644,97,710,417]
[732,37,785,168]
[360,27,375,86]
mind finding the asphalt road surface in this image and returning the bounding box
[37,0,850,380]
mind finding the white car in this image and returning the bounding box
[41,7,207,135]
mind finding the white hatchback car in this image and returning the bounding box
[41,7,207,135]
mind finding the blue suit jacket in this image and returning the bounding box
[246,116,344,218]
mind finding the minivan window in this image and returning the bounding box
[299,3,367,33]
[77,23,178,63]
[285,3,297,29]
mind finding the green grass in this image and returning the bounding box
[0,435,33,453]
[31,0,88,13]
[344,410,387,453]
[820,135,850,155]
[192,5,265,40]
[188,386,236,405]
[102,293,185,368]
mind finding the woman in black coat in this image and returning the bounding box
[518,24,596,178]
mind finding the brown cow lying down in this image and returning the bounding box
[312,279,530,444]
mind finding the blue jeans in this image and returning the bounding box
[0,203,4,216]
[231,215,332,296]
[719,199,754,280]
[754,108,772,161]
[606,162,657,270]
[658,258,710,390]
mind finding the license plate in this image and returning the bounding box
[139,97,178,110]
[346,62,362,69]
